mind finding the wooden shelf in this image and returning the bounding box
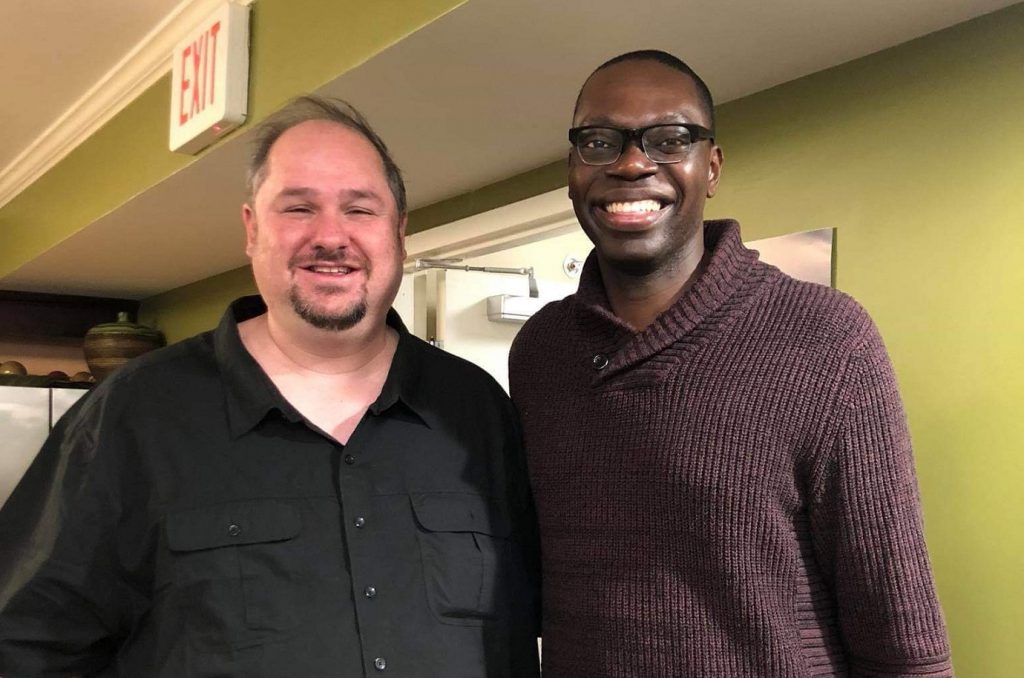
[0,291,139,340]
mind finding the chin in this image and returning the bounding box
[592,239,668,276]
[299,305,368,332]
[289,289,369,332]
[601,255,663,277]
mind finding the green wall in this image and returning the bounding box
[706,8,1024,676]
[140,266,257,341]
[147,6,1022,674]
[0,0,465,280]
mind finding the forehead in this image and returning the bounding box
[263,119,387,186]
[575,60,707,128]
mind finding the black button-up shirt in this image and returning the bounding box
[0,297,540,677]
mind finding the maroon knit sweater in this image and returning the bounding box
[509,221,952,677]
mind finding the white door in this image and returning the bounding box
[433,230,592,392]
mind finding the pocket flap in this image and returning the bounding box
[167,500,301,552]
[411,493,510,537]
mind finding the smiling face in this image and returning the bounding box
[243,119,406,334]
[569,59,722,277]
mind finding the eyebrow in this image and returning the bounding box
[575,115,698,128]
[272,187,386,204]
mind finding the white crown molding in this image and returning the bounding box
[0,0,251,210]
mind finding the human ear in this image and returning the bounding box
[706,145,723,198]
[242,204,258,256]
[397,213,408,259]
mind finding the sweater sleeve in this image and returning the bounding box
[808,321,953,677]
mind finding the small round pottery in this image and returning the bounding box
[47,370,70,381]
[0,360,28,376]
[83,312,165,380]
[70,371,96,383]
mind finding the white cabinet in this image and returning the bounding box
[0,386,88,509]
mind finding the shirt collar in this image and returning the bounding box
[215,296,436,438]
[368,312,440,430]
[215,296,301,438]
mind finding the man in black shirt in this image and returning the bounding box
[0,97,540,677]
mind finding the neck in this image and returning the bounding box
[240,311,395,377]
[599,237,707,331]
[238,309,399,445]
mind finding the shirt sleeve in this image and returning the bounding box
[508,404,542,632]
[0,385,148,678]
[808,321,954,677]
[0,394,89,609]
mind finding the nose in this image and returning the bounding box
[607,138,658,180]
[310,211,353,250]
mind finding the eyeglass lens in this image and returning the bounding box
[576,125,695,165]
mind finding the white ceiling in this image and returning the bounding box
[0,0,182,166]
[2,0,1019,299]
[0,0,230,206]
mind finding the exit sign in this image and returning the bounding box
[169,2,250,154]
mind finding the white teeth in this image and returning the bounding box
[310,266,352,274]
[604,200,663,214]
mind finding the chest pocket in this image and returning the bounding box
[411,492,513,625]
[166,500,302,650]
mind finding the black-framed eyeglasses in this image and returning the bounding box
[568,123,715,166]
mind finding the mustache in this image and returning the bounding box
[288,249,366,269]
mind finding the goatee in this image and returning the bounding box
[289,288,367,331]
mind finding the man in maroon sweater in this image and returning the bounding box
[509,50,953,676]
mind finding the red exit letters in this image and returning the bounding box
[178,21,222,126]
[169,2,249,153]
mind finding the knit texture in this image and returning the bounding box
[509,220,952,677]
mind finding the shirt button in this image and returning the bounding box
[592,353,609,370]
[364,586,377,598]
[227,523,242,537]
[354,516,366,528]
[374,657,387,671]
[344,454,357,465]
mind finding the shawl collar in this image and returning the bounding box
[571,219,759,386]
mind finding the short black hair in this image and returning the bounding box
[247,95,406,215]
[574,50,716,133]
